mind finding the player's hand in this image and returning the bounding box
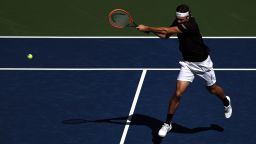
[136,24,149,32]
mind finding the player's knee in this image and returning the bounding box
[172,94,181,103]
[174,90,183,97]
[207,85,217,94]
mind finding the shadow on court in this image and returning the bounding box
[62,114,224,144]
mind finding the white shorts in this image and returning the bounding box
[177,56,216,86]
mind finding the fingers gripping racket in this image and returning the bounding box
[108,9,137,29]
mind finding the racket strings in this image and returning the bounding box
[109,10,133,28]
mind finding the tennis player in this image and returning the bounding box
[136,4,232,137]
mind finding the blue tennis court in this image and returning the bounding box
[0,37,255,144]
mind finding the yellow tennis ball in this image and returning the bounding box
[27,53,33,59]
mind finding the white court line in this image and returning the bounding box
[120,70,147,144]
[1,67,255,142]
[0,36,256,39]
[1,68,256,71]
[0,36,254,142]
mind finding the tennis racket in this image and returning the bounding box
[108,9,138,29]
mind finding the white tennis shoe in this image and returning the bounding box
[158,123,172,137]
[224,96,232,118]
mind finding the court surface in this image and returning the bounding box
[0,37,256,144]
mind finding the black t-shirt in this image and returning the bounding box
[171,17,209,62]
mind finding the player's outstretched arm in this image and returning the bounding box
[137,24,181,39]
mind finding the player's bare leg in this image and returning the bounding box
[207,84,232,118]
[158,80,190,137]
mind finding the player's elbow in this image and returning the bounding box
[158,30,170,39]
[162,33,172,39]
[163,28,170,35]
[158,33,169,39]
[161,35,170,39]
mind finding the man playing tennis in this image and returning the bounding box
[136,4,232,137]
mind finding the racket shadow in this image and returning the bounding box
[62,114,224,144]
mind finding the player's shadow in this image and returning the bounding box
[62,113,224,144]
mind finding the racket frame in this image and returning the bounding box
[108,8,137,28]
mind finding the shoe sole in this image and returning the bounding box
[225,96,232,118]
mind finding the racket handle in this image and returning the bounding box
[133,22,150,34]
[133,22,138,27]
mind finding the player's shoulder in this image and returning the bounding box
[188,17,197,24]
[179,17,199,32]
[184,17,198,27]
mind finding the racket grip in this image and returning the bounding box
[134,23,149,34]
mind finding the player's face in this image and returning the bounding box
[176,16,189,24]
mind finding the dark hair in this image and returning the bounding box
[176,4,191,17]
[176,4,190,12]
